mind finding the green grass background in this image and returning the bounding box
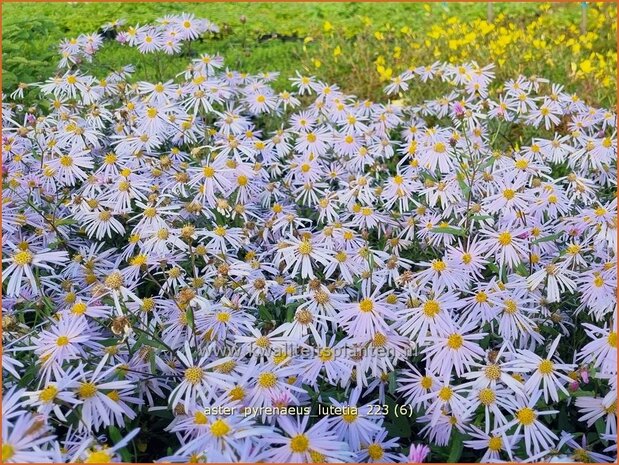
[3,2,585,93]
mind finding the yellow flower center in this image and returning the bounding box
[298,240,313,255]
[422,300,440,317]
[359,298,374,313]
[290,434,310,453]
[39,385,59,403]
[56,335,70,346]
[485,364,502,380]
[210,419,230,437]
[488,436,503,452]
[98,210,112,221]
[130,254,148,267]
[78,382,98,399]
[184,367,204,385]
[341,408,358,423]
[503,188,515,200]
[497,231,512,246]
[295,309,314,325]
[71,302,88,315]
[604,401,616,414]
[478,388,496,405]
[573,448,591,462]
[446,334,463,349]
[319,348,334,362]
[367,444,384,460]
[594,206,607,217]
[421,376,433,390]
[515,159,529,170]
[255,336,271,349]
[475,291,488,303]
[257,372,277,388]
[105,272,124,290]
[516,407,536,426]
[309,450,325,462]
[438,386,453,402]
[431,260,446,272]
[608,332,617,348]
[59,155,73,167]
[2,444,15,461]
[85,450,113,463]
[203,166,216,178]
[373,332,387,347]
[157,228,169,240]
[229,386,245,401]
[538,359,554,375]
[13,250,33,266]
[504,299,518,314]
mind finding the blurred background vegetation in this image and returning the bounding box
[2,2,616,107]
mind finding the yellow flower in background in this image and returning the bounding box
[302,2,615,107]
[579,59,593,74]
[539,3,551,12]
[376,64,393,81]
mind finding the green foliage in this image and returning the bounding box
[3,2,615,107]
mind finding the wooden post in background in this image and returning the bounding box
[580,2,587,35]
[487,2,494,22]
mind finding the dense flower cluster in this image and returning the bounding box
[2,14,617,463]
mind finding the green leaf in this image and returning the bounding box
[431,226,466,236]
[186,305,195,332]
[285,305,295,323]
[133,329,167,350]
[457,176,470,196]
[514,263,529,276]
[384,397,412,438]
[595,418,606,437]
[447,431,464,462]
[570,388,596,398]
[259,305,274,321]
[531,232,561,244]
[108,426,132,462]
[56,218,77,226]
[388,371,397,395]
